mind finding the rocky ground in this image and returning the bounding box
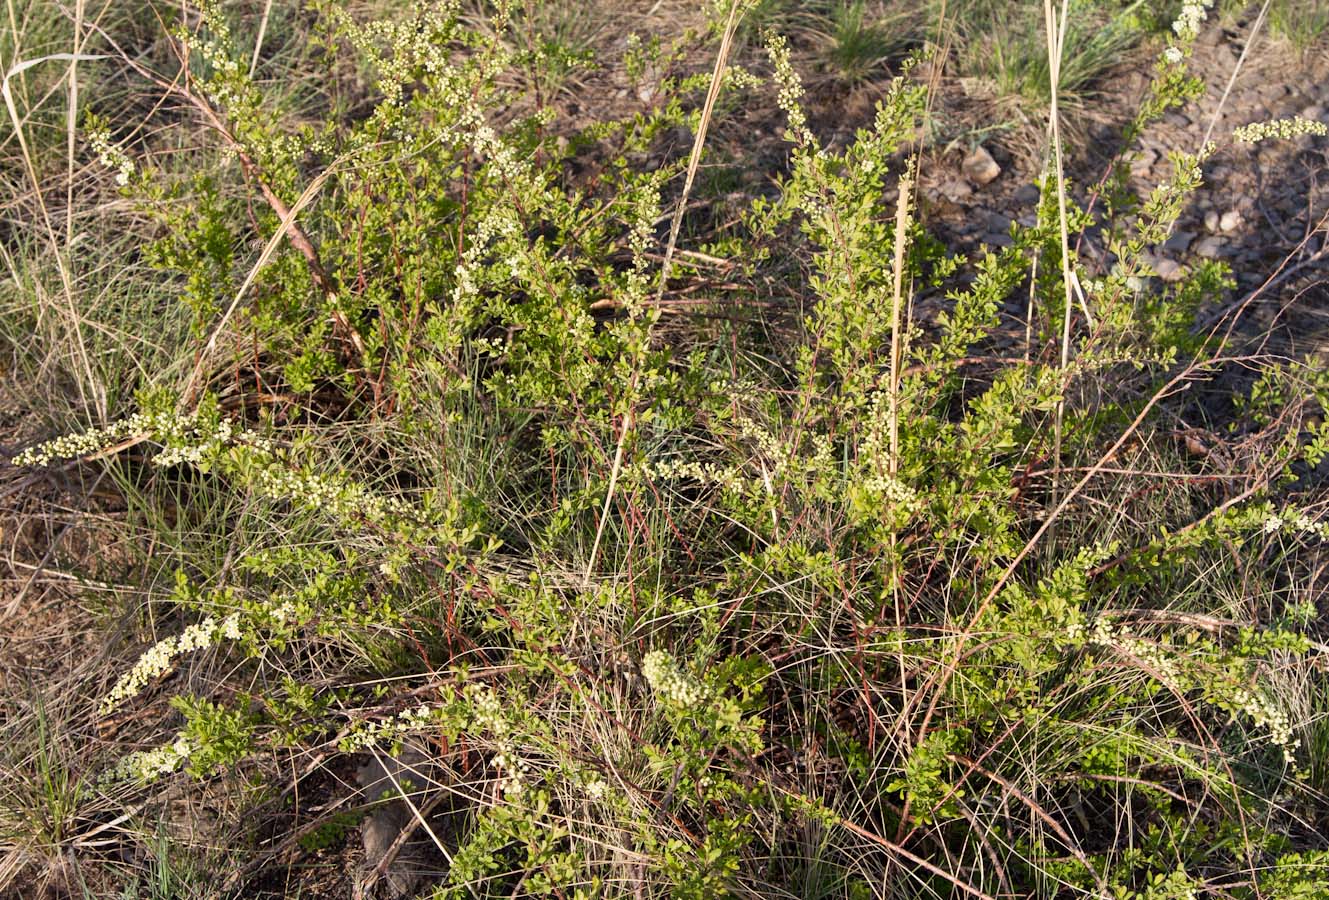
[917,20,1329,358]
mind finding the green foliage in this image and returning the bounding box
[169,695,259,777]
[7,0,1329,897]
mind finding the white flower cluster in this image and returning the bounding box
[766,32,814,147]
[340,701,444,753]
[621,176,664,314]
[174,0,269,119]
[246,460,419,529]
[735,413,832,491]
[1227,685,1299,765]
[642,650,708,708]
[331,2,460,105]
[152,416,236,468]
[645,457,752,494]
[104,736,195,784]
[1262,509,1329,540]
[11,413,156,466]
[24,408,438,547]
[1171,0,1213,40]
[467,685,528,799]
[340,686,530,800]
[193,25,244,109]
[856,391,922,516]
[100,613,242,713]
[87,127,134,186]
[863,472,921,511]
[1233,116,1327,144]
[11,410,253,469]
[1160,0,1213,64]
[469,123,530,190]
[450,205,522,312]
[1087,618,1300,763]
[1088,620,1186,692]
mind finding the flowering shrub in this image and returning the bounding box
[9,1,1329,897]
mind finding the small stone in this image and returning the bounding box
[962,145,1001,185]
[1130,148,1158,180]
[1204,210,1220,233]
[1155,258,1185,282]
[981,231,1014,248]
[1219,209,1242,233]
[1163,230,1196,253]
[1195,236,1225,259]
[938,177,973,202]
[1302,104,1325,122]
[356,746,438,899]
[986,211,1013,233]
[1210,43,1237,69]
[1014,183,1041,205]
[1163,112,1191,129]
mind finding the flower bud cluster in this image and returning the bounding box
[11,410,250,468]
[467,685,528,799]
[87,126,134,186]
[1233,117,1327,144]
[340,701,446,752]
[100,613,243,713]
[645,458,751,494]
[766,33,813,147]
[642,650,708,708]
[339,686,530,800]
[1227,686,1299,764]
[1263,509,1329,540]
[1087,618,1301,763]
[11,413,155,466]
[104,736,196,784]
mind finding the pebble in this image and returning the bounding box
[963,145,1001,185]
[1219,209,1242,233]
[981,231,1015,248]
[1130,148,1157,180]
[1195,236,1226,259]
[1204,210,1221,233]
[938,177,973,202]
[1014,183,1041,205]
[1302,104,1325,122]
[357,747,436,898]
[1155,258,1185,282]
[987,211,1013,233]
[1163,230,1196,253]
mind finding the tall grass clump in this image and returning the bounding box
[3,0,1329,897]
